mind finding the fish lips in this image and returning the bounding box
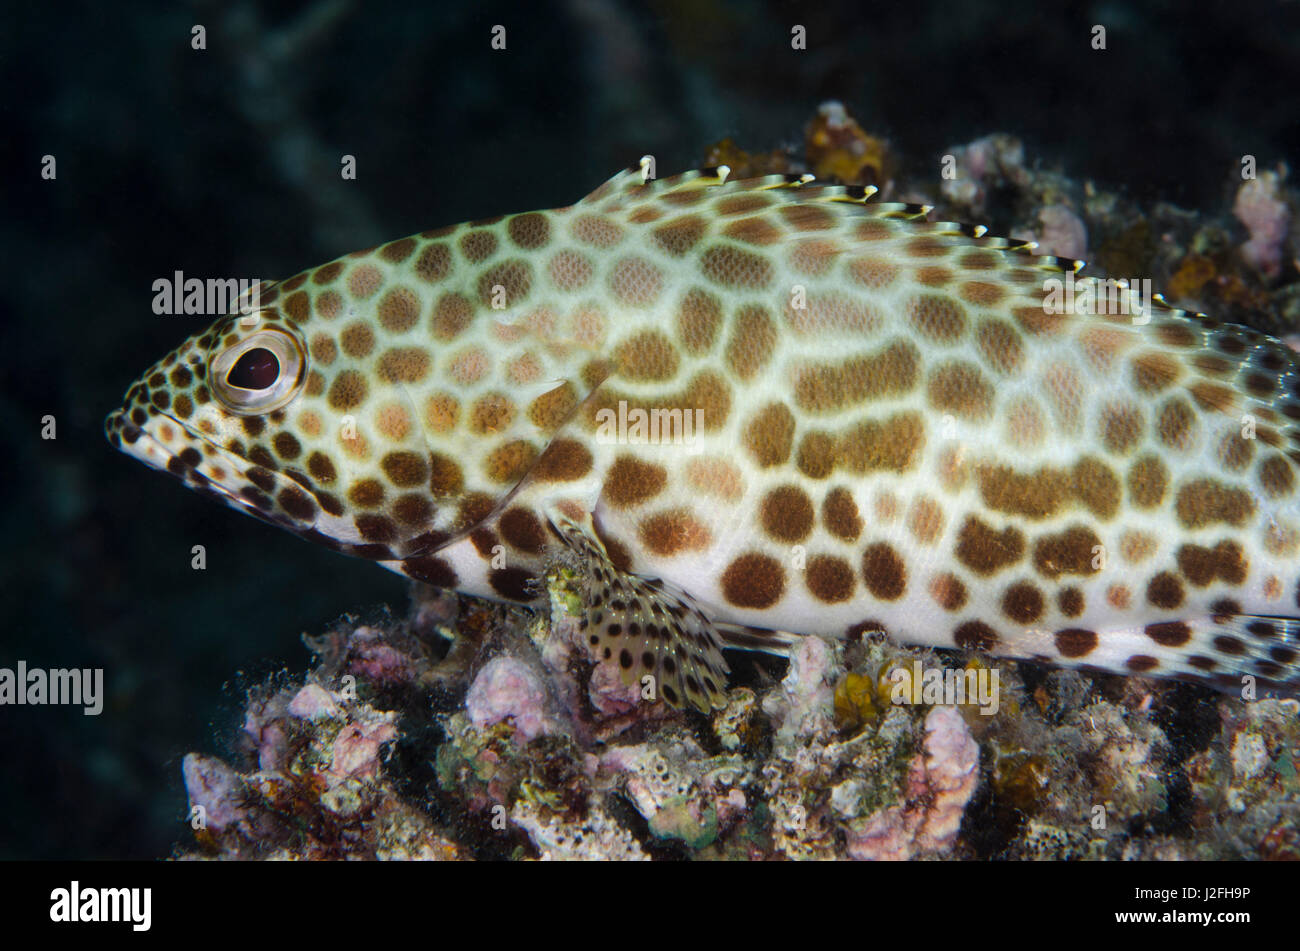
[104,405,255,512]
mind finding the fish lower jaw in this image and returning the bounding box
[108,409,260,515]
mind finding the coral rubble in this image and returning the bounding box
[178,563,1299,860]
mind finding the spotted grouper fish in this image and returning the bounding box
[107,158,1300,711]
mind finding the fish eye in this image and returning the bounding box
[227,347,280,390]
[210,327,306,415]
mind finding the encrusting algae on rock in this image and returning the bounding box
[177,557,1300,860]
[103,101,1299,860]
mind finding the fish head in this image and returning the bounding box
[104,303,330,529]
[104,274,553,564]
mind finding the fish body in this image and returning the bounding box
[107,160,1300,710]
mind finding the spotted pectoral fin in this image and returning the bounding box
[546,509,729,713]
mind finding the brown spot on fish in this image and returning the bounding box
[1174,479,1255,529]
[954,620,999,651]
[956,516,1025,576]
[862,542,907,600]
[1032,525,1101,579]
[930,573,968,611]
[1176,540,1247,586]
[1055,628,1098,658]
[822,487,863,542]
[721,553,785,609]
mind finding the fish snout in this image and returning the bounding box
[103,407,140,449]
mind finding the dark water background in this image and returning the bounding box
[3,0,1298,858]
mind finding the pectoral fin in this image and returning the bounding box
[546,509,730,713]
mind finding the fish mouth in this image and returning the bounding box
[105,403,456,558]
[105,406,173,471]
[104,405,276,518]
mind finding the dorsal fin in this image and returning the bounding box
[579,157,734,204]
[578,159,1096,277]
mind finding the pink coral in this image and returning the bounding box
[465,656,551,742]
[845,705,979,860]
[182,753,249,834]
[916,705,980,848]
[1034,204,1088,260]
[345,625,416,684]
[243,700,291,772]
[328,719,397,781]
[938,134,1028,216]
[762,635,839,743]
[1234,170,1290,279]
[586,660,644,717]
[844,804,913,861]
[287,683,341,720]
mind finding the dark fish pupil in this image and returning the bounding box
[227,348,280,390]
